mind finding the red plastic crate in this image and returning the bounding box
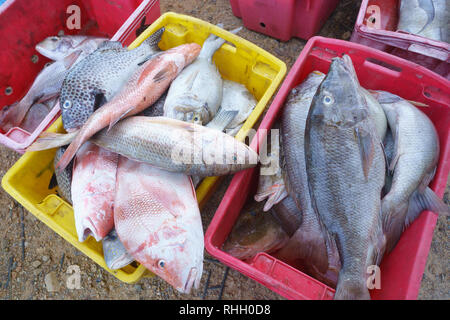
[229,0,340,41]
[205,36,450,300]
[350,0,450,79]
[0,0,160,153]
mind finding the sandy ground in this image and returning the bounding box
[0,0,448,300]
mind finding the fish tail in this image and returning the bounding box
[27,131,79,151]
[142,27,165,50]
[198,28,239,60]
[406,187,449,224]
[0,100,31,132]
[205,109,238,131]
[334,277,371,300]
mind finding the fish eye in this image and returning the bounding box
[157,260,165,269]
[323,95,334,105]
[51,37,59,42]
[62,100,72,109]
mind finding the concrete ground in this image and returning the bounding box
[0,0,448,300]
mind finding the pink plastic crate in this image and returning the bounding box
[0,0,160,153]
[205,36,450,300]
[229,0,340,41]
[350,0,449,79]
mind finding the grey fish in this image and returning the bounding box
[60,28,164,131]
[90,116,258,177]
[0,51,81,132]
[223,201,289,261]
[50,146,73,203]
[102,229,135,270]
[397,0,449,42]
[374,91,449,252]
[36,35,108,61]
[305,56,386,300]
[278,70,336,281]
[164,26,241,125]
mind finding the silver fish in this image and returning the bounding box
[279,70,336,283]
[102,229,135,270]
[60,28,164,131]
[374,91,449,252]
[90,116,258,177]
[207,79,257,136]
[36,35,108,61]
[305,56,386,300]
[397,0,449,42]
[164,27,241,125]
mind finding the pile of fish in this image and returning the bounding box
[27,26,259,294]
[397,0,448,43]
[223,55,449,299]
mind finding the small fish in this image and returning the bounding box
[164,27,242,125]
[206,79,257,135]
[36,35,108,61]
[373,91,449,252]
[0,51,81,132]
[102,229,135,270]
[397,0,448,42]
[114,156,204,294]
[40,42,201,171]
[71,142,118,242]
[305,56,386,300]
[60,28,164,131]
[223,201,289,261]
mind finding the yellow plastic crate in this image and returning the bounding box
[1,12,286,283]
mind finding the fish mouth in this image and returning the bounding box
[182,267,198,294]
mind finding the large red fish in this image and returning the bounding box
[114,156,204,294]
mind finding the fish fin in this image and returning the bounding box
[62,50,82,69]
[388,121,401,172]
[199,32,228,60]
[407,100,429,107]
[152,66,170,83]
[92,91,107,111]
[254,182,288,212]
[137,56,153,66]
[55,134,85,172]
[205,109,238,131]
[382,198,409,253]
[142,27,165,50]
[355,127,375,180]
[334,278,371,300]
[97,40,123,50]
[27,131,79,151]
[48,172,58,189]
[108,107,135,131]
[407,187,450,221]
